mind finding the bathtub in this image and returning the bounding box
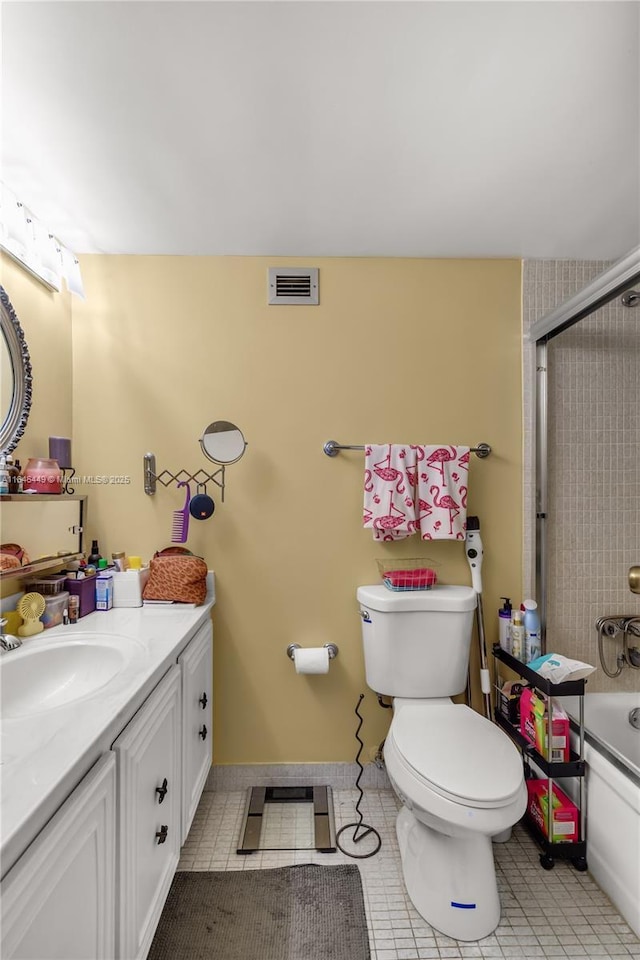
[564,692,640,938]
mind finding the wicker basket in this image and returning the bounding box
[376,559,438,592]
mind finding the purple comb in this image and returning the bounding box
[171,481,191,543]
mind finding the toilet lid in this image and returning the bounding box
[391,702,523,806]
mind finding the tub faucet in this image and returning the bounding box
[0,618,22,653]
[625,617,640,668]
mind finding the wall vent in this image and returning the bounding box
[268,267,319,305]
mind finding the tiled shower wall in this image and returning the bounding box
[523,260,640,693]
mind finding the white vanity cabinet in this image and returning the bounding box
[179,619,213,842]
[113,663,182,960]
[1,607,215,960]
[0,753,116,960]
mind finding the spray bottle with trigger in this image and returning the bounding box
[465,516,492,720]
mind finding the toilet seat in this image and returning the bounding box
[390,701,524,809]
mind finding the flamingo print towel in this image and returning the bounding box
[363,444,417,541]
[415,445,469,540]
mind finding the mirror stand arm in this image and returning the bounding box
[143,453,226,502]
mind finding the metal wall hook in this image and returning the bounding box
[143,452,226,501]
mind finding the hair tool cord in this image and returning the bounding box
[336,694,382,859]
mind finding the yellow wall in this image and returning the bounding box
[0,253,524,762]
[71,256,522,764]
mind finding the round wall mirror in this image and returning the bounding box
[1,286,32,457]
[200,421,247,465]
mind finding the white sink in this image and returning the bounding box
[0,635,137,719]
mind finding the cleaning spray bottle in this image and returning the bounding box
[523,599,541,663]
[498,598,512,654]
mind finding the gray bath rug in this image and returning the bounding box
[147,863,371,960]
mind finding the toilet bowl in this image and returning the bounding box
[357,584,526,941]
[384,698,527,941]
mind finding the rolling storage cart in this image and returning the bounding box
[492,644,588,872]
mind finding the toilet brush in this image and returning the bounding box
[465,516,492,720]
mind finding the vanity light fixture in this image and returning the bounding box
[0,183,84,297]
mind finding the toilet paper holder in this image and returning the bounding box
[286,642,339,661]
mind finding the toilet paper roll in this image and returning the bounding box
[293,646,330,675]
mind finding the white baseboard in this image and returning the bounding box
[206,761,390,792]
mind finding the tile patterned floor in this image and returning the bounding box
[178,787,640,959]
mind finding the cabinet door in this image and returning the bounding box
[179,620,213,842]
[1,753,116,960]
[113,665,181,960]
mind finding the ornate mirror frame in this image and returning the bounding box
[1,285,33,456]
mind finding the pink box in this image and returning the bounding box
[519,688,570,762]
[526,779,579,843]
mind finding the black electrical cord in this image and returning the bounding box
[336,693,382,859]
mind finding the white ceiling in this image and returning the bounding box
[2,1,639,259]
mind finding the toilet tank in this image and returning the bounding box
[357,584,477,698]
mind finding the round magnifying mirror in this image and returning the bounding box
[200,421,247,465]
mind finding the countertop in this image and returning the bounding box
[0,592,215,880]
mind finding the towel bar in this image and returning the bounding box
[323,441,491,459]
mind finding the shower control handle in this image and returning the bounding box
[199,724,207,741]
[199,692,208,709]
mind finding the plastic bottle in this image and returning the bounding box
[510,610,524,661]
[0,457,9,495]
[7,456,21,493]
[68,595,80,623]
[498,597,512,653]
[88,539,102,566]
[523,599,542,663]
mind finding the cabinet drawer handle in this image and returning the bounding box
[199,724,208,741]
[199,692,208,709]
[155,778,168,803]
[155,825,168,844]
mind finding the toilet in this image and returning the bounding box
[358,583,527,942]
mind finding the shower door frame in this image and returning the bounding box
[527,245,640,644]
